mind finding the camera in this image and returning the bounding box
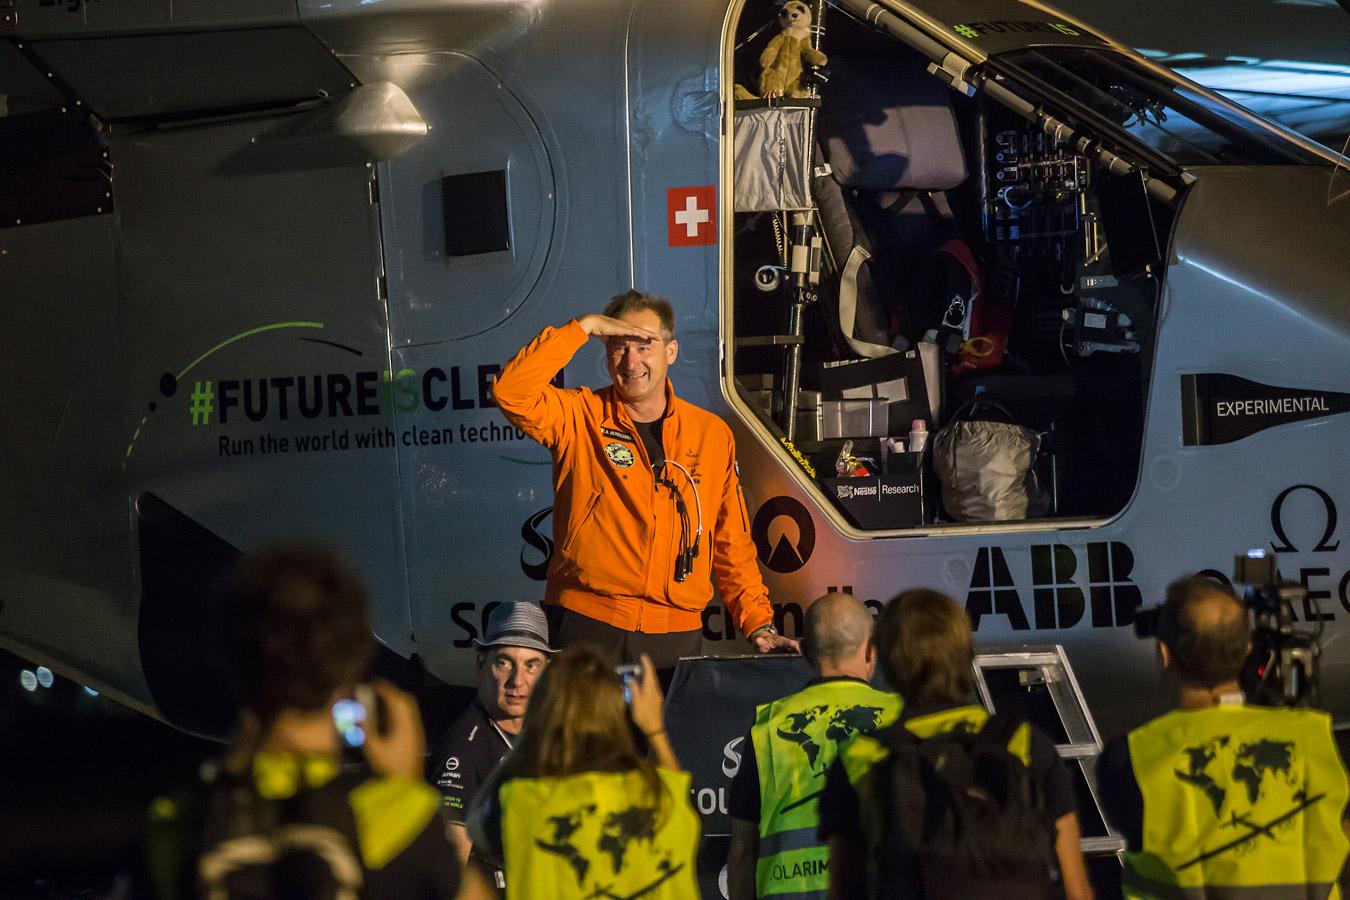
[1236,549,1319,707]
[1132,604,1162,640]
[333,687,371,749]
[616,664,641,705]
[1133,549,1320,707]
[1132,550,1285,640]
[1234,547,1277,590]
[332,683,388,749]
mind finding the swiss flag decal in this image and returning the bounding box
[667,186,717,247]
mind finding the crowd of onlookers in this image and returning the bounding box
[145,544,1350,899]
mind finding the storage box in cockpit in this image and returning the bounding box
[819,351,932,436]
[821,470,925,529]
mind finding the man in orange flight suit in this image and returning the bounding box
[493,290,798,670]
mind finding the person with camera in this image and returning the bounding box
[1096,576,1350,899]
[462,647,700,899]
[819,589,1092,900]
[427,602,554,889]
[148,545,458,899]
[725,592,901,900]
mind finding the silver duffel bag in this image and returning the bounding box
[931,398,1042,522]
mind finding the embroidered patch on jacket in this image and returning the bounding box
[605,442,636,468]
[602,427,635,443]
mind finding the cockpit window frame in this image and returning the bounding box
[987,46,1327,169]
[716,2,1151,541]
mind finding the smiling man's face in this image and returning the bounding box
[604,308,678,411]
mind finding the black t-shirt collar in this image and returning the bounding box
[473,698,517,749]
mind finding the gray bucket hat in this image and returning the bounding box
[472,602,555,654]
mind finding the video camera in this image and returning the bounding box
[1133,549,1320,707]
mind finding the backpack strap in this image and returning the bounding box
[836,189,921,359]
[975,713,1033,766]
[838,244,899,359]
[195,760,368,900]
[877,719,925,759]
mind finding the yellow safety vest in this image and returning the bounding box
[499,767,700,900]
[1124,704,1349,900]
[750,678,902,898]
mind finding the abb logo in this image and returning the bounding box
[667,186,716,247]
[966,542,1141,631]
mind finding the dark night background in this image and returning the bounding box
[0,648,213,898]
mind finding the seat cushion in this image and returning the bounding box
[819,56,968,192]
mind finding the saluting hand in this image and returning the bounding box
[578,314,662,342]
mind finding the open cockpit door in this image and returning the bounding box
[723,0,1330,538]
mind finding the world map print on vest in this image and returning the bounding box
[1124,705,1349,900]
[501,769,699,900]
[535,801,681,892]
[775,703,890,777]
[1172,736,1317,868]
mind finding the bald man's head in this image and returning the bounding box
[1161,577,1250,688]
[804,593,875,674]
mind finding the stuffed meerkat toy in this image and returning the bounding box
[758,1,827,99]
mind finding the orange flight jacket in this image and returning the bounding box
[493,321,774,636]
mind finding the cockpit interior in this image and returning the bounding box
[727,0,1312,531]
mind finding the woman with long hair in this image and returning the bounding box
[461,647,700,899]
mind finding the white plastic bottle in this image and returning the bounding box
[909,419,928,454]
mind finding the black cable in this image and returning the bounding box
[656,468,693,582]
[674,492,692,581]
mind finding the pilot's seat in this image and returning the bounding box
[814,55,969,356]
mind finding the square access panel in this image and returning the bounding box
[441,169,511,257]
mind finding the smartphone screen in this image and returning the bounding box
[615,664,640,705]
[332,695,368,748]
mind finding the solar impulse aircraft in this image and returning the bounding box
[3,0,1350,764]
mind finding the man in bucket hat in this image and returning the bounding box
[428,602,554,888]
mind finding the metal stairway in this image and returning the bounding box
[971,646,1127,862]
